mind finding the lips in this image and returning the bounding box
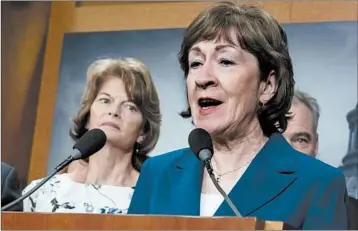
[198,97,223,108]
[101,122,120,130]
[197,97,223,116]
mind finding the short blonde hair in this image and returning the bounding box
[69,58,162,171]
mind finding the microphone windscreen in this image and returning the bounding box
[188,128,213,156]
[73,128,107,159]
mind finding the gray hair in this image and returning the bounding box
[293,89,320,132]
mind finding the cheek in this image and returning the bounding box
[88,106,101,123]
[292,142,314,155]
[224,79,258,109]
[87,103,108,128]
[292,145,303,154]
[186,77,196,104]
[222,67,259,94]
[86,108,97,128]
[122,114,143,130]
[308,142,317,151]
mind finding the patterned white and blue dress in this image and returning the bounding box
[22,173,134,214]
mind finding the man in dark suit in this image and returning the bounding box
[346,195,358,229]
[1,162,23,211]
[283,90,357,230]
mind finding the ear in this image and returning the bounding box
[136,131,146,144]
[259,70,278,104]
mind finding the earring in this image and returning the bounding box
[133,141,142,156]
[134,143,140,155]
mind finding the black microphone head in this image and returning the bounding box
[72,128,107,160]
[188,128,213,162]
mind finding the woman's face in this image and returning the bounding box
[186,33,276,136]
[86,77,144,152]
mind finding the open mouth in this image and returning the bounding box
[198,98,223,109]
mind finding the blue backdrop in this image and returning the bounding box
[48,21,357,172]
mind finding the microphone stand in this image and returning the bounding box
[203,159,242,217]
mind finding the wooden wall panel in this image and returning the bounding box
[290,1,358,22]
[27,2,76,181]
[27,1,357,181]
[69,1,357,33]
[70,2,214,32]
[1,2,51,186]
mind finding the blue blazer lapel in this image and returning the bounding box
[215,134,298,217]
[166,149,204,216]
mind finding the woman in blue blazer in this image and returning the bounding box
[128,1,348,229]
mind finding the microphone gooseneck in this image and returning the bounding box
[188,128,242,217]
[1,128,107,211]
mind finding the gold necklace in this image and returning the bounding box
[213,161,251,183]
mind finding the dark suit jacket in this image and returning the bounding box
[128,134,348,230]
[1,162,23,211]
[347,196,358,230]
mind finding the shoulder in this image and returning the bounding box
[1,162,21,195]
[23,174,71,195]
[149,148,191,163]
[1,162,16,179]
[142,148,192,175]
[289,152,348,229]
[22,174,75,211]
[146,148,191,166]
[293,150,345,187]
[269,134,344,183]
[1,162,13,173]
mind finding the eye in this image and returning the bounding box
[219,59,235,66]
[189,61,202,69]
[124,103,138,111]
[98,98,110,104]
[296,138,308,144]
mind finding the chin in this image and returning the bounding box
[101,126,119,134]
[101,130,120,141]
[194,121,223,135]
[105,134,117,141]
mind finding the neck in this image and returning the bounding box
[85,145,138,187]
[211,118,268,173]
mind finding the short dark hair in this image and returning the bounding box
[178,1,295,136]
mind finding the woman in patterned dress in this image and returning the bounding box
[23,58,161,214]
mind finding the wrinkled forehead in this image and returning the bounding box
[288,101,316,134]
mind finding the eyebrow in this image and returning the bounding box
[215,44,238,52]
[291,132,312,142]
[98,92,111,97]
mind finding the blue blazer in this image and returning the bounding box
[128,134,348,229]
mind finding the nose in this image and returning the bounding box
[108,112,119,117]
[195,80,217,90]
[107,102,121,118]
[195,64,218,90]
